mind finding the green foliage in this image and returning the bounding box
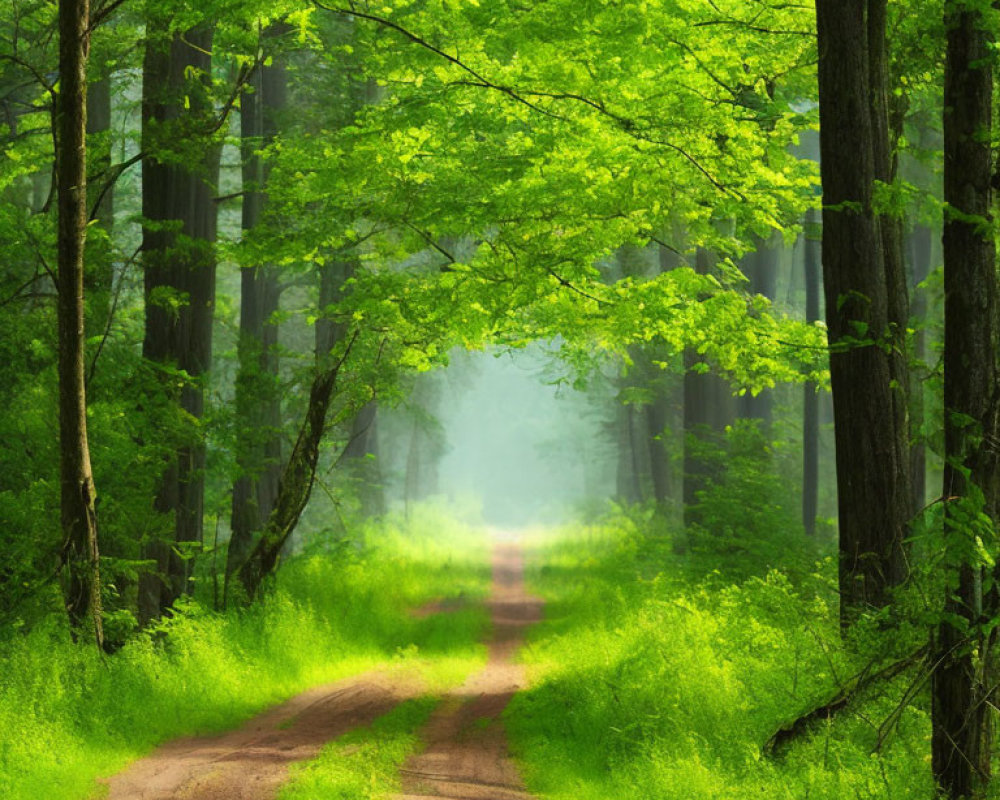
[0,505,490,800]
[685,420,822,574]
[507,516,935,800]
[277,697,438,800]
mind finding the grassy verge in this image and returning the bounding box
[277,697,438,799]
[0,502,490,800]
[506,510,935,800]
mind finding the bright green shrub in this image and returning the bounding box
[508,517,936,800]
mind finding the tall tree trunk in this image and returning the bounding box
[738,233,780,428]
[932,4,998,796]
[815,0,910,621]
[802,208,821,536]
[868,0,914,527]
[641,242,683,509]
[85,75,114,331]
[57,0,103,647]
[646,392,671,504]
[138,24,220,623]
[906,224,932,512]
[615,400,644,504]
[683,247,735,531]
[227,26,289,597]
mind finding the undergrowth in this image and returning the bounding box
[0,502,490,800]
[277,697,438,799]
[507,511,937,800]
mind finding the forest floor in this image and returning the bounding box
[101,534,540,800]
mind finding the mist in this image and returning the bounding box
[434,344,616,526]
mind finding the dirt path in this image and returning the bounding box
[101,670,425,800]
[394,536,542,800]
[102,535,541,800]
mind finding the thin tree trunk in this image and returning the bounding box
[738,233,780,428]
[57,0,103,647]
[802,208,821,536]
[646,394,671,504]
[615,400,644,504]
[236,333,357,601]
[683,247,735,530]
[906,224,932,512]
[227,26,289,597]
[342,399,384,516]
[932,4,998,796]
[85,75,114,329]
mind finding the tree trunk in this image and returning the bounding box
[139,24,220,623]
[646,392,671,504]
[236,363,343,602]
[906,224,932,512]
[85,75,114,330]
[233,248,362,601]
[815,0,910,621]
[932,4,998,796]
[342,399,384,516]
[227,26,289,597]
[57,0,103,647]
[683,247,735,530]
[738,233,780,428]
[868,0,914,528]
[615,400,644,504]
[802,208,821,536]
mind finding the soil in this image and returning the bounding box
[101,670,425,800]
[394,536,542,800]
[101,534,541,800]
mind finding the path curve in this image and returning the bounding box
[102,670,424,799]
[102,534,541,800]
[395,535,542,800]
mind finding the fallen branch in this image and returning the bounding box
[763,644,928,757]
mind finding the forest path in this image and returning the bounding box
[100,668,425,800]
[101,534,540,800]
[394,534,542,800]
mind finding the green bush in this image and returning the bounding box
[508,517,935,800]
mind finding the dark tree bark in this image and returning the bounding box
[227,26,289,596]
[906,224,932,512]
[138,24,221,623]
[815,0,911,620]
[802,208,822,536]
[932,4,998,796]
[57,0,103,647]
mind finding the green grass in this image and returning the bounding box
[0,502,490,800]
[277,697,438,799]
[506,511,937,800]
